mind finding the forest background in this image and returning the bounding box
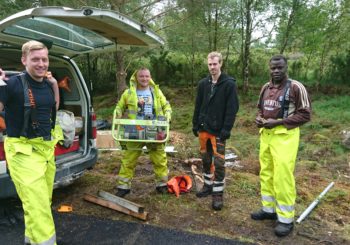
[1,0,349,96]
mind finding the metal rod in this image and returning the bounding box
[296,181,335,224]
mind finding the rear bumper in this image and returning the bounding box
[0,148,98,199]
[0,168,17,199]
[54,148,98,188]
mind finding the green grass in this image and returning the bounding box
[95,107,115,120]
[325,189,348,202]
[226,173,259,197]
[81,88,350,245]
[93,94,117,120]
[311,95,350,124]
[170,101,194,133]
[93,91,350,172]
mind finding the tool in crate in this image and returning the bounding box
[112,112,173,151]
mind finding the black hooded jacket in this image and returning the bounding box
[192,73,239,137]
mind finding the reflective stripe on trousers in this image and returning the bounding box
[259,126,299,224]
[5,137,57,245]
[118,142,168,189]
[198,131,226,193]
[25,234,56,245]
[203,173,213,186]
[213,180,225,193]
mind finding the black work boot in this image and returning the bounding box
[116,188,130,198]
[275,222,294,237]
[156,186,168,194]
[212,194,223,211]
[251,209,277,220]
[196,184,213,198]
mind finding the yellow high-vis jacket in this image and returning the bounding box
[114,71,171,121]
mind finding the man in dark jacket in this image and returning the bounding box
[192,51,239,210]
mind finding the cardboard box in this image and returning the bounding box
[75,116,84,135]
[0,160,6,174]
[55,136,80,155]
[96,130,117,149]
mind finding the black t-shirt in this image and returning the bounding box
[0,72,55,138]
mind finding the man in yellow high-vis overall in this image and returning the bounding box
[0,40,62,245]
[251,55,311,237]
[114,68,171,198]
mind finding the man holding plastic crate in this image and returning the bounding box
[114,68,172,197]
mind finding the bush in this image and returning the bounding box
[324,50,350,84]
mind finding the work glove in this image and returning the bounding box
[157,115,167,121]
[219,129,230,141]
[158,115,171,125]
[114,109,122,119]
[192,128,199,137]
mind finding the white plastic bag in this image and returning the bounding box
[56,110,75,148]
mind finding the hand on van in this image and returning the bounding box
[46,71,60,110]
[0,68,8,86]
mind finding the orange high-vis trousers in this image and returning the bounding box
[198,131,225,193]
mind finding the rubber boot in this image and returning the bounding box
[212,194,223,211]
[251,209,277,220]
[116,188,130,198]
[275,222,294,237]
[196,184,212,198]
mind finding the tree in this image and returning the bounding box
[276,0,304,54]
[0,0,33,18]
[162,0,242,90]
[239,0,272,93]
[240,0,253,93]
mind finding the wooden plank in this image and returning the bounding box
[191,164,204,192]
[225,153,238,160]
[83,193,148,221]
[98,190,144,214]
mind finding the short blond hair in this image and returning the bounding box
[22,40,47,57]
[207,51,223,64]
[137,67,150,74]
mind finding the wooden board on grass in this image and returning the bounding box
[83,193,148,221]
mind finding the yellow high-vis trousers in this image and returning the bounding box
[4,126,62,245]
[259,125,300,224]
[118,142,168,189]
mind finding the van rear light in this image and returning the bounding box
[0,134,6,174]
[0,137,5,161]
[91,111,97,139]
